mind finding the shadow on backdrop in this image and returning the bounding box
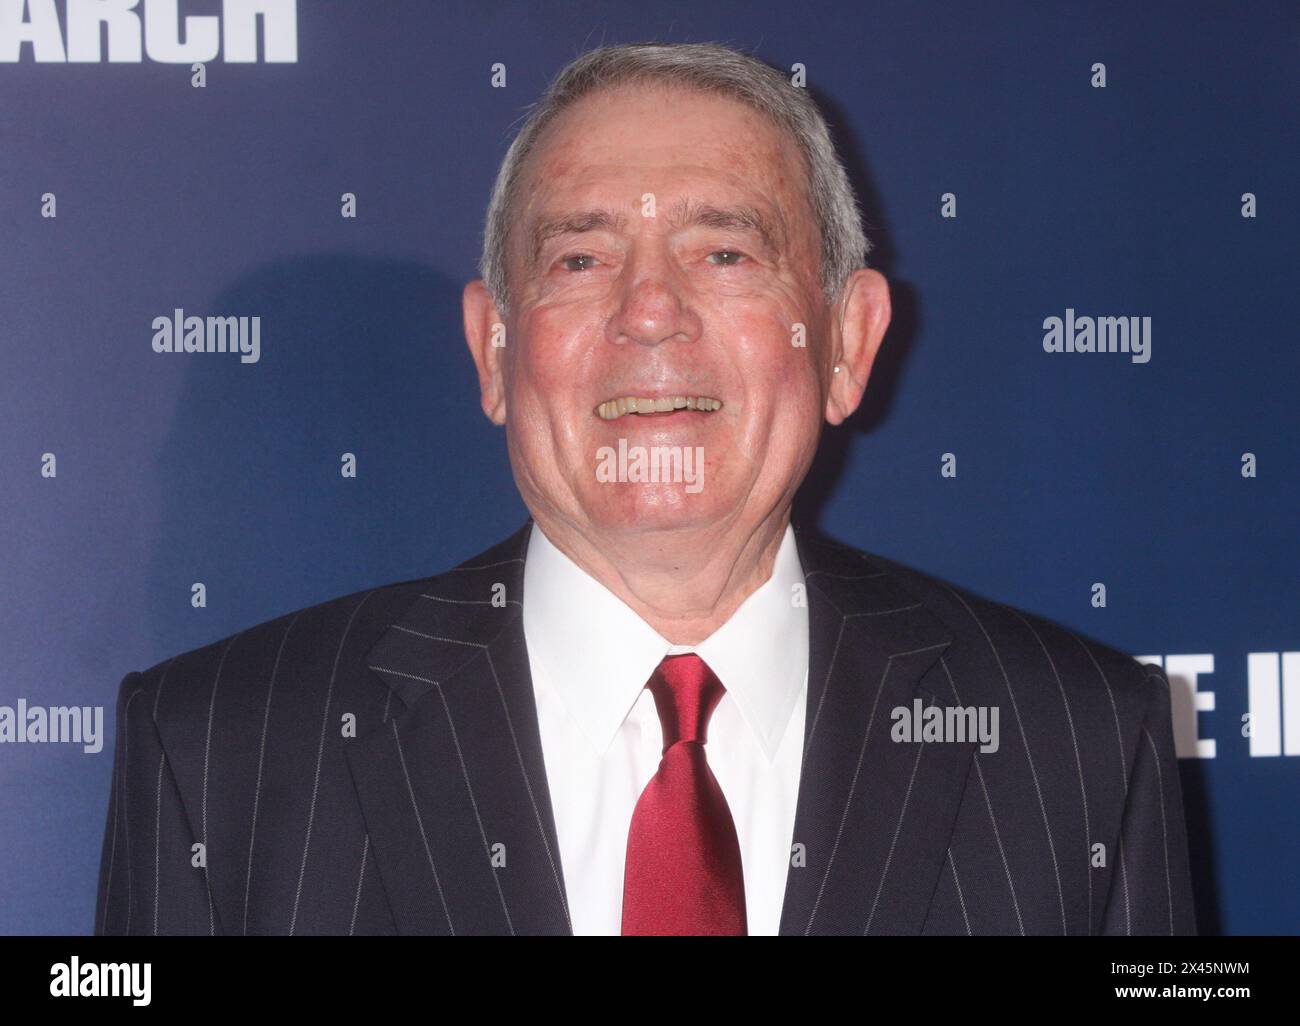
[148,255,525,658]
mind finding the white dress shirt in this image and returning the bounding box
[521,521,808,935]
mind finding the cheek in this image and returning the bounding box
[726,306,824,412]
[721,313,824,477]
[508,316,604,482]
[514,335,567,396]
[510,315,589,419]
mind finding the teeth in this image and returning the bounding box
[595,396,723,420]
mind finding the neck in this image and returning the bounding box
[531,508,791,645]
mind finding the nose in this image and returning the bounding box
[605,254,702,348]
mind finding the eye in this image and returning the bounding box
[560,253,599,272]
[706,249,748,266]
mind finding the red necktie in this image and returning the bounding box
[621,653,747,935]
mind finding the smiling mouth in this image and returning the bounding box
[595,395,723,421]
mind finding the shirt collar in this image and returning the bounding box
[521,521,808,762]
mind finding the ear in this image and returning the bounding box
[825,268,890,426]
[462,279,508,425]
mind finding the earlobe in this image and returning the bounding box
[485,371,508,425]
[824,361,857,425]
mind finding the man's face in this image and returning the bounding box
[484,83,845,542]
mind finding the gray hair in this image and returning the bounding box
[478,41,871,318]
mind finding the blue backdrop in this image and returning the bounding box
[1,0,1296,935]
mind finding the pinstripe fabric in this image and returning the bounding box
[95,520,1195,935]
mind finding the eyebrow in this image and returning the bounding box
[665,198,784,255]
[526,198,784,271]
[529,210,629,271]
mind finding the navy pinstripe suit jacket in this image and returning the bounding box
[95,520,1197,935]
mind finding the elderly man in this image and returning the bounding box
[96,42,1195,936]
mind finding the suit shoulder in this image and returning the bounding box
[124,575,434,723]
[800,531,1153,701]
[123,524,533,729]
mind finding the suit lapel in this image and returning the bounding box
[779,530,976,935]
[345,523,572,935]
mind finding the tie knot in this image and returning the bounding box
[646,654,726,751]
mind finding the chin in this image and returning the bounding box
[584,485,729,535]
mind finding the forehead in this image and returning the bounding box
[517,81,810,221]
